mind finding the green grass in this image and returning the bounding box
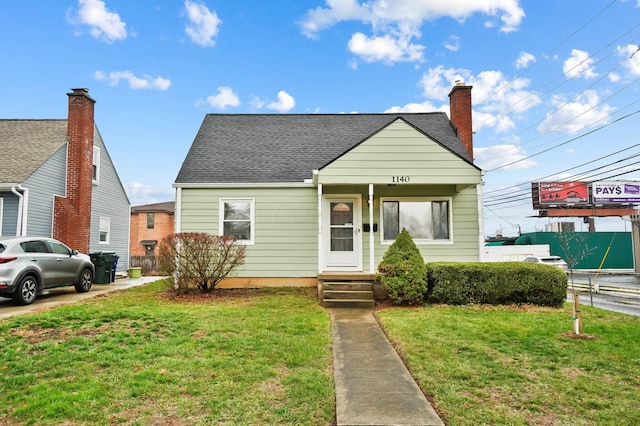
[376,303,640,425]
[0,282,335,425]
[3,282,640,425]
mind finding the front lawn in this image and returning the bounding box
[377,303,640,425]
[0,282,335,425]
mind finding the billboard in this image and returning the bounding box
[537,181,589,205]
[592,181,640,204]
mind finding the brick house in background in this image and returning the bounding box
[130,201,175,257]
[0,88,131,272]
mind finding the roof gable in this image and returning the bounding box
[0,120,68,184]
[175,113,476,185]
[318,118,481,185]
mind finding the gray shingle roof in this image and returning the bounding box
[175,113,474,184]
[0,120,68,184]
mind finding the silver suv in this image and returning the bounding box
[0,237,94,305]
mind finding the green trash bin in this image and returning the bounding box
[90,252,117,284]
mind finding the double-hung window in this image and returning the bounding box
[381,198,451,244]
[92,147,100,184]
[99,216,110,244]
[219,199,254,244]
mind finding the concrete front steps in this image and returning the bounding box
[318,273,377,308]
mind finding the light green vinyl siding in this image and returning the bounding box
[180,187,318,277]
[318,119,481,185]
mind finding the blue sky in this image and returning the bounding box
[2,0,640,238]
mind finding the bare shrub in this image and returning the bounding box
[158,233,246,293]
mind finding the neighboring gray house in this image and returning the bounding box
[173,83,483,290]
[0,88,130,271]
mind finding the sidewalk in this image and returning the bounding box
[0,275,160,320]
[328,308,444,426]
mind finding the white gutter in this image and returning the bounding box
[11,186,27,236]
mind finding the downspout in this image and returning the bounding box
[477,180,485,261]
[173,186,182,290]
[174,187,182,233]
[11,186,27,236]
[318,184,323,274]
[369,184,374,273]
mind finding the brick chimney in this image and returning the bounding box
[53,88,96,253]
[448,81,473,161]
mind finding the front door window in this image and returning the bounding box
[330,202,354,252]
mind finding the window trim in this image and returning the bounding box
[99,216,110,244]
[380,197,453,245]
[219,198,255,245]
[92,146,100,184]
[147,212,155,229]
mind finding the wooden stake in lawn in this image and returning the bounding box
[572,290,583,335]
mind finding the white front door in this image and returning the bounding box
[323,196,362,270]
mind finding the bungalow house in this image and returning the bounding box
[173,83,483,299]
[0,88,131,272]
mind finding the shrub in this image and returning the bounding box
[427,261,567,307]
[158,232,246,293]
[376,228,427,305]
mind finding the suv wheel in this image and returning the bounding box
[75,268,93,293]
[13,276,38,305]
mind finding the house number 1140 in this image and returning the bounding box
[392,176,410,183]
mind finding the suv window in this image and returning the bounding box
[49,241,71,255]
[0,244,5,254]
[20,240,50,253]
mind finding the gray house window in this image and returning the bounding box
[381,198,451,243]
[147,213,155,229]
[99,216,110,244]
[92,147,101,184]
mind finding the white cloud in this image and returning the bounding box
[515,51,535,69]
[618,44,640,76]
[267,91,296,113]
[68,0,127,43]
[474,144,536,171]
[412,65,540,132]
[537,90,613,134]
[184,0,222,47]
[348,32,425,63]
[94,70,171,90]
[443,34,461,52]
[300,0,524,64]
[384,101,444,113]
[206,86,240,108]
[125,181,174,206]
[563,49,598,79]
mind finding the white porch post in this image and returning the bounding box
[318,184,323,273]
[369,183,375,274]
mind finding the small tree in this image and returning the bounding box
[158,232,246,293]
[556,231,595,335]
[376,228,427,305]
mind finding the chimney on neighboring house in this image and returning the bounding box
[448,81,473,161]
[53,88,95,253]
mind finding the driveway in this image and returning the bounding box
[0,276,160,320]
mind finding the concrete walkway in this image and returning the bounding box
[328,308,444,426]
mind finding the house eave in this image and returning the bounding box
[173,181,316,189]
